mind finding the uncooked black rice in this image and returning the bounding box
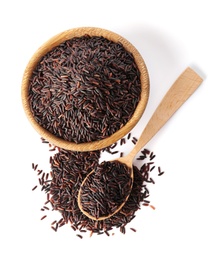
[28,35,141,143]
[31,134,164,237]
[79,160,132,219]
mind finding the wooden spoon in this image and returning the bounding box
[77,67,203,221]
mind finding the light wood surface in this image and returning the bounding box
[123,67,203,161]
[78,67,203,220]
[21,27,149,151]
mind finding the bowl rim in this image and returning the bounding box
[21,27,150,151]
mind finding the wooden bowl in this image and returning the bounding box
[21,27,149,151]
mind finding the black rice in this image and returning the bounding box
[41,215,47,220]
[79,161,132,219]
[31,133,164,237]
[76,234,83,239]
[28,35,141,143]
[32,185,37,191]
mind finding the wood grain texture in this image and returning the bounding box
[21,27,149,151]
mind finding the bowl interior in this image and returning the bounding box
[21,27,149,151]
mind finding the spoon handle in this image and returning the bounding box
[129,67,203,158]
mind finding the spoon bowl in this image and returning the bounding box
[77,155,134,221]
[78,67,203,220]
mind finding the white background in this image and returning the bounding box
[1,0,215,259]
